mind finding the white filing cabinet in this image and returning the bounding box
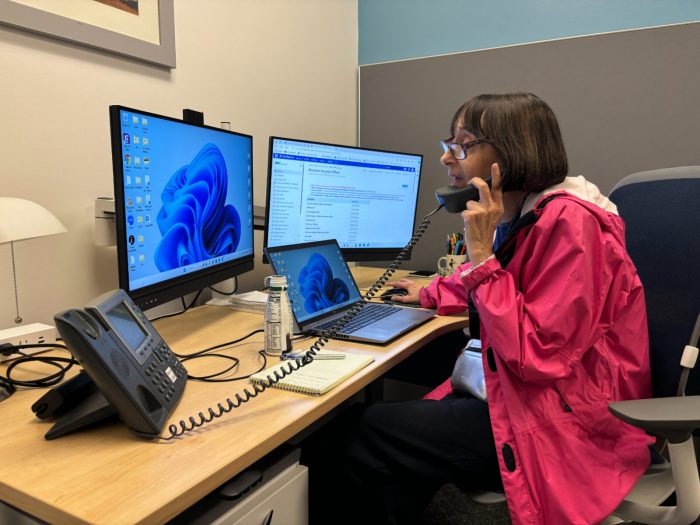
[202,463,308,525]
[170,445,308,525]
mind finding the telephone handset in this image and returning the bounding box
[435,176,492,213]
[50,289,187,439]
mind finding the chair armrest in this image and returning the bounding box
[608,396,700,444]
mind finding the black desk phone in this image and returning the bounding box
[434,176,492,213]
[48,289,187,439]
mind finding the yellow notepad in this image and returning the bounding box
[250,351,374,396]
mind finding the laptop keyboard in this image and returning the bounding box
[315,303,402,333]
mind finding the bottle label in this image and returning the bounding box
[265,288,292,355]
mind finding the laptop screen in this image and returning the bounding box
[266,240,362,324]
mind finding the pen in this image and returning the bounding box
[280,352,346,360]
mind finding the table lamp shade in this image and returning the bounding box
[0,198,67,244]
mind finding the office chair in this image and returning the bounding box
[603,166,700,525]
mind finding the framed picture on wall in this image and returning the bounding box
[0,0,175,68]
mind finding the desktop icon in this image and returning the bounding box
[128,235,135,245]
[123,133,130,145]
[133,136,140,145]
[124,153,131,166]
[127,215,135,226]
[142,137,149,146]
[141,117,148,126]
[135,176,142,184]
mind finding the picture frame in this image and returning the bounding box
[0,0,175,68]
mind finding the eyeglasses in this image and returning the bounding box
[440,136,491,160]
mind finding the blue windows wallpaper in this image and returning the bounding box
[117,109,253,292]
[298,253,350,313]
[266,242,361,324]
[155,144,241,270]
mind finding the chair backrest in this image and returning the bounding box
[609,167,700,398]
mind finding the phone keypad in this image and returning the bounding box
[142,339,186,406]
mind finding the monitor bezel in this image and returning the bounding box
[263,136,423,263]
[109,105,255,311]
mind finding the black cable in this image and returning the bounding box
[0,375,16,401]
[174,329,265,382]
[149,289,205,322]
[184,354,241,381]
[209,276,238,296]
[173,329,264,359]
[157,204,444,440]
[181,289,203,311]
[186,350,270,383]
[1,344,78,389]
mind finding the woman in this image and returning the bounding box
[345,93,653,524]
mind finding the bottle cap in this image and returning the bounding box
[265,275,287,289]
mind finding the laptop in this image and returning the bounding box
[264,240,435,344]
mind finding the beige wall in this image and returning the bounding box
[0,0,358,326]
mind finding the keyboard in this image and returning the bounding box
[315,303,402,333]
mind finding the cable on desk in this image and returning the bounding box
[173,329,264,359]
[1,343,78,390]
[180,332,314,383]
[0,374,16,401]
[158,205,444,440]
[209,276,238,296]
[149,289,204,322]
[186,350,270,383]
[175,329,264,382]
[184,354,240,381]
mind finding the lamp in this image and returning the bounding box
[0,198,67,324]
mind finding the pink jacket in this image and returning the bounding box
[420,184,653,524]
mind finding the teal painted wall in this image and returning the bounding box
[359,0,700,64]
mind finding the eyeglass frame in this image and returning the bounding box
[440,136,493,160]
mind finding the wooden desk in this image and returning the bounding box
[0,268,466,525]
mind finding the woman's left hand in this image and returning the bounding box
[461,163,505,265]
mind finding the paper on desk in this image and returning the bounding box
[229,290,268,303]
[206,290,269,312]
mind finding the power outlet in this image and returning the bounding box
[0,323,57,362]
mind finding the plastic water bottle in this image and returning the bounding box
[264,275,293,356]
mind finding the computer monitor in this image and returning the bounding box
[109,106,254,311]
[263,137,423,262]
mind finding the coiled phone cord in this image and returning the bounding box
[158,203,444,440]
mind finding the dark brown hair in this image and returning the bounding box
[451,93,568,192]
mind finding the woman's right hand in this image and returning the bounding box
[461,163,504,265]
[383,278,422,304]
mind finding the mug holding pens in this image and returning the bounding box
[438,233,468,277]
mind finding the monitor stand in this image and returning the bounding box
[45,388,117,440]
